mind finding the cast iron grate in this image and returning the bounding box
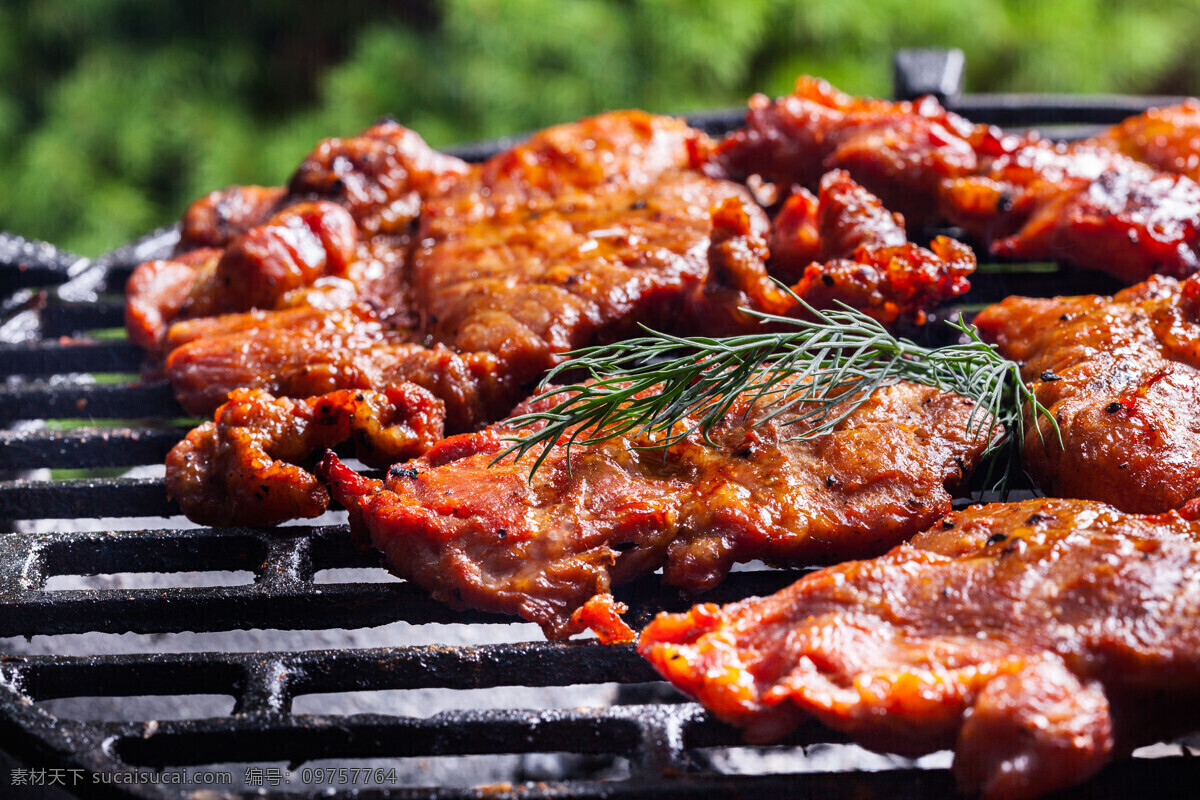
[2,50,1200,799]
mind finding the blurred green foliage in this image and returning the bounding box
[2,0,1199,256]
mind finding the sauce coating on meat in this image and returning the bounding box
[163,304,500,432]
[127,123,467,350]
[1090,99,1200,181]
[639,497,1200,800]
[412,111,769,390]
[709,76,1200,283]
[319,380,990,640]
[943,138,1200,283]
[974,273,1200,512]
[767,170,974,326]
[706,75,983,227]
[167,383,444,527]
[149,110,974,434]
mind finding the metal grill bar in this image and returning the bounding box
[1,339,143,376]
[0,426,187,470]
[0,523,806,636]
[0,476,176,520]
[0,382,181,425]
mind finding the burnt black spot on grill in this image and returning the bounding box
[1040,370,1062,382]
[986,532,1007,546]
[821,273,835,287]
[1105,401,1123,413]
[388,465,420,480]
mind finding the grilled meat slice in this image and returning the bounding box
[411,110,771,390]
[706,75,984,227]
[155,111,972,428]
[125,247,221,351]
[163,304,500,432]
[289,119,472,235]
[974,273,1200,512]
[766,170,974,326]
[319,380,990,640]
[639,497,1200,800]
[942,138,1200,283]
[1089,99,1200,181]
[179,185,287,251]
[167,383,444,527]
[126,122,468,349]
[710,76,1200,283]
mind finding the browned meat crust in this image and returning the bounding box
[163,304,499,432]
[167,383,444,527]
[411,111,765,390]
[973,273,1200,512]
[706,76,983,227]
[126,122,468,352]
[771,170,974,326]
[288,119,471,235]
[1089,99,1200,181]
[318,380,991,639]
[709,76,1200,284]
[152,112,974,434]
[639,496,1200,800]
[942,137,1200,283]
[179,185,287,250]
[125,247,221,351]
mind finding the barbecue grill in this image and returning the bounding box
[3,50,1199,799]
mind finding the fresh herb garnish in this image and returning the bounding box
[494,297,1059,491]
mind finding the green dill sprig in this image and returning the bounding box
[494,297,1059,491]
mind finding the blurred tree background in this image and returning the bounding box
[2,0,1198,256]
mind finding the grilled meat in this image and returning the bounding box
[167,383,444,527]
[1090,99,1200,181]
[942,137,1200,283]
[974,273,1200,513]
[706,75,984,227]
[147,109,973,436]
[766,169,974,326]
[179,185,287,250]
[710,76,1200,283]
[163,304,499,432]
[318,380,991,640]
[409,110,771,392]
[288,119,471,235]
[639,496,1200,800]
[126,123,467,350]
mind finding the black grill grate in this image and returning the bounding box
[3,51,1200,799]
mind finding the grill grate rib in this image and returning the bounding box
[4,52,1200,798]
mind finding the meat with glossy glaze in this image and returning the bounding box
[974,273,1200,512]
[126,122,468,350]
[167,383,444,527]
[769,170,974,325]
[164,304,500,432]
[318,380,991,639]
[708,76,1200,283]
[706,75,984,226]
[639,496,1200,800]
[942,137,1200,284]
[411,110,773,390]
[1089,99,1200,181]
